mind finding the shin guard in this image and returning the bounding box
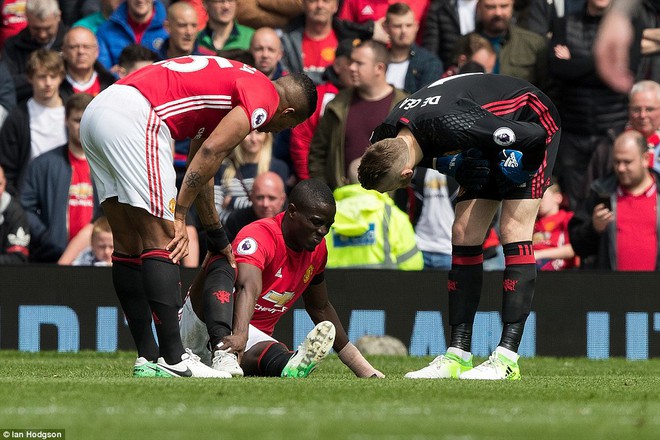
[257,342,292,377]
[203,256,237,349]
[112,253,159,361]
[499,241,536,352]
[448,245,483,352]
[141,249,185,364]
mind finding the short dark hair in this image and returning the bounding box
[386,2,412,18]
[355,39,389,67]
[451,32,495,65]
[65,92,93,118]
[118,44,159,70]
[217,49,255,67]
[289,178,335,210]
[288,72,317,120]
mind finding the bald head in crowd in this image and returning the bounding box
[250,27,284,79]
[165,2,198,58]
[612,130,652,191]
[250,171,286,219]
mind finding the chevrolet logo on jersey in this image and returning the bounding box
[262,289,294,307]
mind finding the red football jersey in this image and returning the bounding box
[533,209,576,270]
[118,55,280,140]
[233,212,328,336]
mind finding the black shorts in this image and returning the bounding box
[457,130,561,202]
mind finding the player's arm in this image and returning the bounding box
[168,107,251,262]
[188,137,237,267]
[221,262,263,354]
[302,277,384,378]
[534,244,575,261]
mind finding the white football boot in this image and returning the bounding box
[212,345,244,377]
[157,349,232,378]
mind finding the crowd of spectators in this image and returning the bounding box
[1,0,659,272]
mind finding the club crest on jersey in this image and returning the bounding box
[493,127,515,146]
[237,237,257,255]
[169,198,176,213]
[303,264,314,283]
[251,108,268,128]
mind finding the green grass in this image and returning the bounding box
[0,352,659,440]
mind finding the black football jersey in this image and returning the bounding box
[370,73,560,169]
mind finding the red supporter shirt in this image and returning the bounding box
[302,31,338,75]
[290,82,338,180]
[233,212,328,336]
[338,0,429,24]
[533,209,577,270]
[128,11,153,44]
[616,181,658,271]
[118,56,280,140]
[67,151,94,241]
[0,0,26,50]
[70,73,102,96]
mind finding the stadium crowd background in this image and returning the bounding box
[0,0,658,272]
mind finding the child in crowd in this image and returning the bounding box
[533,182,578,271]
[73,216,113,266]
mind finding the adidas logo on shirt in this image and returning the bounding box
[361,5,374,16]
[275,268,283,278]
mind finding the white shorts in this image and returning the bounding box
[80,84,176,221]
[179,298,276,366]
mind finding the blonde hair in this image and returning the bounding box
[358,137,408,189]
[222,132,274,185]
[91,216,111,240]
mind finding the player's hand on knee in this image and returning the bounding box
[497,149,536,184]
[206,227,237,268]
[454,148,491,190]
[167,217,190,264]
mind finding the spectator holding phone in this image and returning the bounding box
[568,130,660,270]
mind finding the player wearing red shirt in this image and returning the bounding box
[180,179,384,378]
[80,55,317,378]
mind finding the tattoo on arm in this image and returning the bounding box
[185,171,202,188]
[193,181,221,229]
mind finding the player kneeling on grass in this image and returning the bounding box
[179,179,384,378]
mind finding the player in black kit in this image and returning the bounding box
[359,73,561,380]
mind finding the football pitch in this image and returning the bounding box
[0,352,658,440]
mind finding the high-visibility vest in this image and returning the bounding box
[327,184,423,270]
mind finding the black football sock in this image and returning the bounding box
[448,245,484,352]
[203,256,236,349]
[499,241,536,353]
[141,250,185,365]
[111,253,159,361]
[257,342,293,377]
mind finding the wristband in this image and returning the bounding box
[206,227,230,253]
